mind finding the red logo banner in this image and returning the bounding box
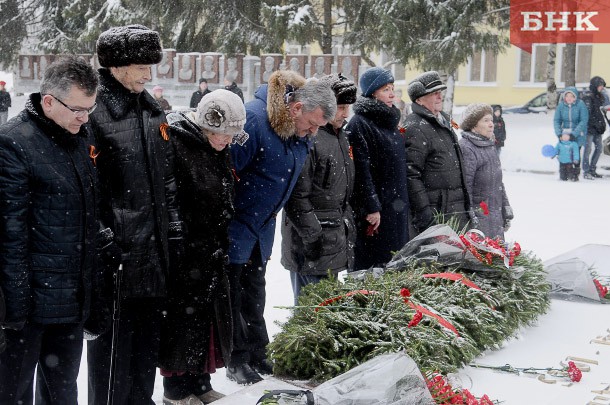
[510,0,610,52]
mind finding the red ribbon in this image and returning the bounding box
[423,273,481,290]
[407,301,459,336]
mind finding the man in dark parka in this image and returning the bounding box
[404,71,471,234]
[281,73,357,303]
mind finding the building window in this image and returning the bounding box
[468,50,497,82]
[518,45,549,83]
[559,44,592,85]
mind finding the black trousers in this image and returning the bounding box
[87,297,164,405]
[0,322,83,404]
[559,162,579,181]
[227,247,269,366]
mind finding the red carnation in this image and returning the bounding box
[408,311,423,328]
[567,361,582,382]
[479,201,489,216]
[400,288,411,298]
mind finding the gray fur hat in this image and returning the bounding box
[407,71,447,102]
[460,103,493,131]
[318,73,357,105]
[97,25,163,68]
[195,89,246,135]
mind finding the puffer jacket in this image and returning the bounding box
[229,84,310,265]
[347,97,410,269]
[281,123,356,275]
[0,94,98,324]
[158,112,233,373]
[404,103,470,233]
[583,76,607,136]
[459,131,511,240]
[554,87,589,146]
[89,68,180,298]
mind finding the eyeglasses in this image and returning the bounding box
[48,94,97,117]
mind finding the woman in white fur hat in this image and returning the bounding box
[158,89,246,404]
[459,103,513,241]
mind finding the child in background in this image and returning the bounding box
[492,105,506,155]
[555,133,580,181]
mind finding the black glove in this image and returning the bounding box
[2,319,26,331]
[414,209,434,232]
[503,219,512,232]
[502,205,514,220]
[168,221,185,270]
[85,228,122,340]
[303,237,323,262]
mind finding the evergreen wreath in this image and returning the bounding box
[268,248,550,383]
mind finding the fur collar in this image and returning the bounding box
[352,96,401,129]
[461,130,495,146]
[266,70,306,139]
[97,68,163,120]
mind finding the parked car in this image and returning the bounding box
[503,91,561,114]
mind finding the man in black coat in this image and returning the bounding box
[189,78,211,108]
[87,25,182,404]
[281,73,357,303]
[582,76,607,179]
[0,57,99,403]
[404,71,471,234]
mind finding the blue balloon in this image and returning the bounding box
[541,144,556,158]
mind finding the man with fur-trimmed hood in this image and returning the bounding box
[227,70,336,384]
[87,25,182,404]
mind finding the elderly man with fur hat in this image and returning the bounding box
[404,71,471,234]
[281,73,358,303]
[346,67,410,270]
[87,25,183,404]
[459,103,513,240]
[227,70,336,384]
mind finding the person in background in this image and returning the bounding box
[0,57,99,403]
[394,88,410,127]
[459,103,513,241]
[553,87,588,179]
[346,67,409,270]
[491,104,506,155]
[0,80,11,124]
[190,78,212,109]
[582,76,607,179]
[159,89,246,404]
[152,84,172,111]
[227,71,336,385]
[224,77,244,103]
[281,73,357,303]
[404,71,471,234]
[554,133,581,181]
[87,24,183,404]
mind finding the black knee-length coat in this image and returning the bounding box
[158,112,233,373]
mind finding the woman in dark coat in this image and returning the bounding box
[159,90,246,404]
[459,103,513,240]
[346,67,410,270]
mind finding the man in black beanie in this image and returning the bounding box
[281,73,357,303]
[87,24,182,404]
[190,78,211,108]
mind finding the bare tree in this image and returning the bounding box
[546,44,558,109]
[563,44,576,87]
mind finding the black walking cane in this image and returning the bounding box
[107,263,123,405]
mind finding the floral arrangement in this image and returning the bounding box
[593,278,609,299]
[425,372,494,405]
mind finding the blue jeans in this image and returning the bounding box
[583,133,603,173]
[290,272,326,305]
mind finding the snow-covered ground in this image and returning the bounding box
[5,97,610,403]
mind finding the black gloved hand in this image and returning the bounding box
[414,209,434,233]
[503,219,512,232]
[168,221,185,270]
[2,319,26,331]
[303,237,323,262]
[502,206,514,221]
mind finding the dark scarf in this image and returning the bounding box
[352,96,401,130]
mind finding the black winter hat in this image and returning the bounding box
[590,76,606,93]
[97,25,162,68]
[407,71,447,102]
[319,73,357,105]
